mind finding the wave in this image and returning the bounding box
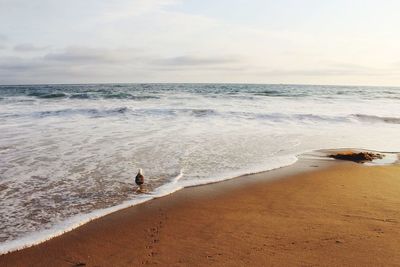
[69,93,159,100]
[180,108,217,117]
[230,112,400,125]
[130,95,160,100]
[103,93,160,100]
[1,84,399,103]
[4,89,160,101]
[37,92,160,100]
[131,109,345,122]
[353,114,400,124]
[10,107,217,119]
[69,93,91,99]
[11,105,400,125]
[224,111,349,123]
[28,92,67,99]
[254,89,308,97]
[121,108,217,118]
[103,93,134,99]
[35,107,129,118]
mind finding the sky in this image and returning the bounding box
[0,0,400,86]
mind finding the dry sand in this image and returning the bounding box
[1,153,400,266]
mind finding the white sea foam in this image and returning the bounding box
[365,153,399,166]
[1,84,400,254]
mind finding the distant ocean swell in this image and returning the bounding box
[0,83,400,254]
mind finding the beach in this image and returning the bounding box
[2,84,400,247]
[1,152,400,266]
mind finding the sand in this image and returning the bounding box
[1,153,400,266]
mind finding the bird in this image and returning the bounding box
[135,168,145,192]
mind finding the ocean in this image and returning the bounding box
[1,83,400,253]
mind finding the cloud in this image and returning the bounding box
[1,1,400,85]
[0,56,48,71]
[256,63,400,77]
[0,46,139,71]
[99,0,181,21]
[43,47,124,64]
[14,43,48,52]
[29,46,242,68]
[1,45,398,85]
[155,55,241,66]
[0,34,7,50]
[0,46,246,84]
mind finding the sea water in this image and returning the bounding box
[0,83,400,253]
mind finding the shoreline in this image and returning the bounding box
[0,153,300,256]
[1,149,400,266]
[1,147,391,255]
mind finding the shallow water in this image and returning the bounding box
[1,83,400,253]
[365,153,399,166]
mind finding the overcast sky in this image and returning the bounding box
[1,0,400,86]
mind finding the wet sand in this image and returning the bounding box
[1,153,400,266]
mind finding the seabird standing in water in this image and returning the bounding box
[135,168,145,192]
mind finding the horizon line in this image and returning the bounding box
[0,81,399,89]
